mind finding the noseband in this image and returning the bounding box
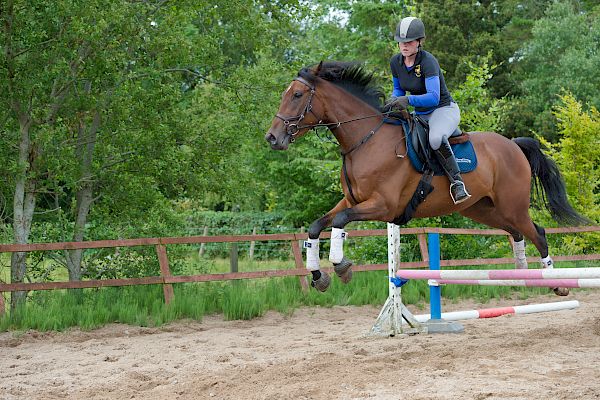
[274,76,320,142]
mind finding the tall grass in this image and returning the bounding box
[1,261,577,332]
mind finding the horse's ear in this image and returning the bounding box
[314,61,323,74]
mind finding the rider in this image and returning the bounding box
[385,17,471,204]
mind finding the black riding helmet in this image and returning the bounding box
[394,17,425,43]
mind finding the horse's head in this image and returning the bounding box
[265,64,324,150]
[265,61,385,150]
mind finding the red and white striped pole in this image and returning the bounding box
[413,300,579,323]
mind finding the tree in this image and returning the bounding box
[538,93,600,221]
[534,93,600,252]
[514,1,600,138]
[452,53,508,132]
[0,0,306,311]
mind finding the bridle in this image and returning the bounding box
[274,76,319,143]
[274,75,396,144]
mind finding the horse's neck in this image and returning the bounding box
[321,86,383,152]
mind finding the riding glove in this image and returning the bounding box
[384,96,410,112]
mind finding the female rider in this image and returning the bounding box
[385,17,470,204]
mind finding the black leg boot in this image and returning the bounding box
[434,138,471,204]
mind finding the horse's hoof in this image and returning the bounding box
[311,271,331,292]
[338,268,352,284]
[334,257,353,284]
[553,287,570,296]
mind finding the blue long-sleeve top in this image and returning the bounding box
[392,75,440,110]
[389,50,454,114]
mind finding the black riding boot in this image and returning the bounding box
[434,138,471,204]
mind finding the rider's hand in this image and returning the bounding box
[383,96,410,112]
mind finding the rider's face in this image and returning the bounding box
[399,40,419,56]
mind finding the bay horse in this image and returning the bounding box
[265,61,588,295]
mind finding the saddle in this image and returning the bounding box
[383,110,477,225]
[385,110,477,175]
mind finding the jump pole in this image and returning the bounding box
[404,235,584,326]
[396,268,600,280]
[434,279,600,288]
[413,300,580,322]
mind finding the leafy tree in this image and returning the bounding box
[295,1,413,82]
[452,53,508,132]
[537,93,600,221]
[514,1,600,139]
[417,0,514,93]
[533,93,599,253]
[0,0,306,312]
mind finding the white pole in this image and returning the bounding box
[414,300,579,322]
[388,223,402,334]
[435,279,600,288]
[397,268,600,280]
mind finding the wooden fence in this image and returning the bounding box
[1,226,599,312]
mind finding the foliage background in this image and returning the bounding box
[1,0,599,308]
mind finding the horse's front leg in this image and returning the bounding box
[307,197,391,291]
[329,197,391,283]
[306,199,350,291]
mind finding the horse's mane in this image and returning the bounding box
[298,62,385,111]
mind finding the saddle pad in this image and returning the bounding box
[384,118,477,175]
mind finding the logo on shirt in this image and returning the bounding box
[415,65,422,77]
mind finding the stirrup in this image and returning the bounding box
[449,181,471,204]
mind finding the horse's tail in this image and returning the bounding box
[512,137,589,226]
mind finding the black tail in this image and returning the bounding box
[513,137,590,226]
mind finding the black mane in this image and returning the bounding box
[299,62,385,110]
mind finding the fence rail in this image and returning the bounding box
[1,226,599,310]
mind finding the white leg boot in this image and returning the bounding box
[329,228,346,264]
[540,255,553,269]
[541,255,569,296]
[513,239,528,269]
[304,238,320,271]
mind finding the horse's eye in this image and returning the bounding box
[293,91,303,98]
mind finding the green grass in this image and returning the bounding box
[1,256,597,332]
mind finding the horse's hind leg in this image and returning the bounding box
[461,198,569,296]
[460,197,528,269]
[526,222,569,296]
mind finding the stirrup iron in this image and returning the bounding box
[449,181,471,204]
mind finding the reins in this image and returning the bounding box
[275,76,396,143]
[275,76,407,205]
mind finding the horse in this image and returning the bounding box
[265,61,589,295]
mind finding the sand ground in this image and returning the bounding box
[1,290,600,400]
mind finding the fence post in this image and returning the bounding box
[198,226,208,257]
[418,233,429,263]
[291,238,308,292]
[230,242,238,273]
[156,244,174,305]
[249,227,257,260]
[299,226,305,250]
[0,292,5,316]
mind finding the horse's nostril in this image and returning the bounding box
[265,133,277,144]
